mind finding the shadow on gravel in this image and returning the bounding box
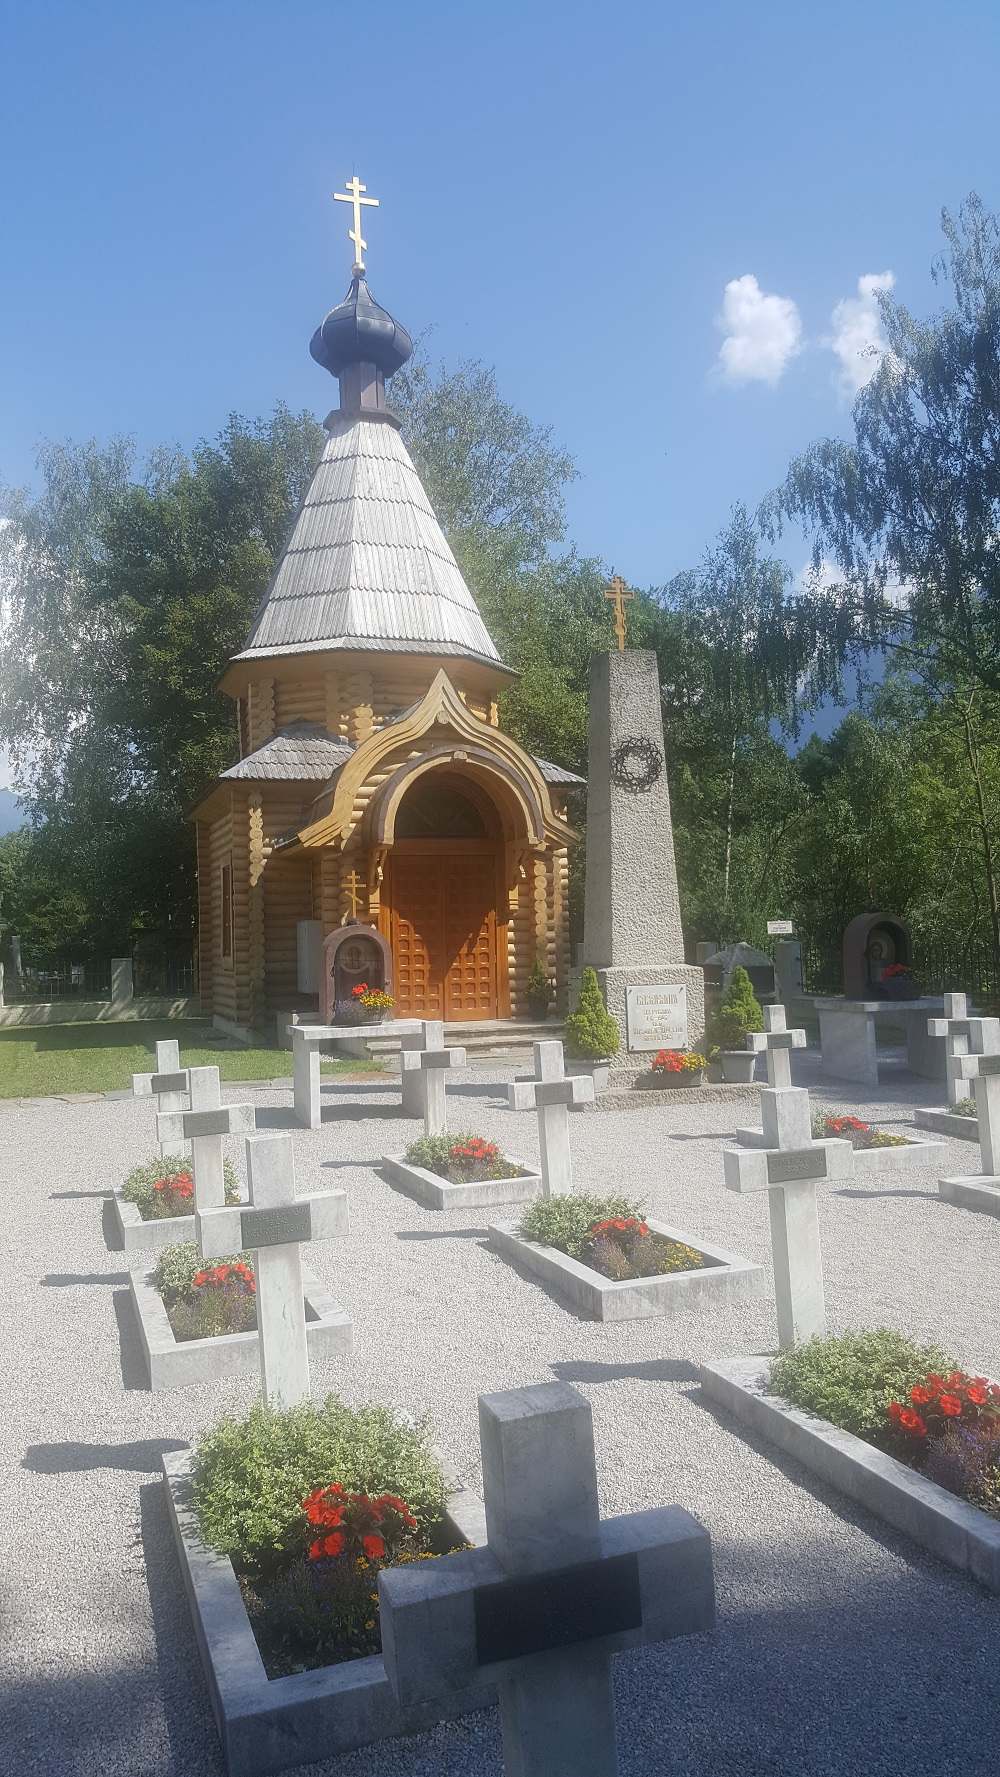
[23,1436,187,1473]
[113,1289,151,1389]
[834,1186,940,1201]
[103,1197,124,1249]
[396,1227,490,1242]
[51,1188,112,1198]
[254,1104,401,1128]
[41,1270,129,1286]
[551,1357,700,1386]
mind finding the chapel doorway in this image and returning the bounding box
[382,773,508,1021]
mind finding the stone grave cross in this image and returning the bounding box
[724,1116,846,1349]
[378,1382,714,1777]
[748,1003,807,1090]
[132,1038,190,1158]
[399,1019,444,1118]
[197,1132,349,1408]
[927,993,1000,1108]
[156,1067,256,1211]
[507,1040,593,1196]
[414,1043,468,1137]
[953,1051,1000,1177]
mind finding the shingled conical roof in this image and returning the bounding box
[234,412,507,668]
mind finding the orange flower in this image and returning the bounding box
[939,1393,963,1417]
[362,1533,385,1560]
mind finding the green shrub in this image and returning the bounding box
[707,965,763,1050]
[402,1132,523,1181]
[152,1241,253,1309]
[526,957,551,1017]
[770,1329,956,1440]
[192,1397,447,1577]
[564,968,620,1059]
[953,1098,978,1118]
[519,1191,643,1258]
[121,1153,239,1219]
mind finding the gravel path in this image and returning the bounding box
[2,1055,1000,1776]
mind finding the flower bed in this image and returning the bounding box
[489,1194,764,1321]
[519,1193,705,1282]
[154,1241,257,1342]
[122,1153,241,1220]
[382,1133,540,1210]
[809,1110,943,1171]
[700,1330,1000,1589]
[646,1049,707,1086]
[192,1398,465,1677]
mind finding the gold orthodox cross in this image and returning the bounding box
[333,176,379,270]
[605,573,634,651]
[344,869,366,919]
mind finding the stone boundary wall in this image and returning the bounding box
[0,996,200,1029]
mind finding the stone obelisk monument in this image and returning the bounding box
[580,592,703,1080]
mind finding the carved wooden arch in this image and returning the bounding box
[365,745,548,849]
[295,668,572,850]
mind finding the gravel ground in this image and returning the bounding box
[2,1052,1000,1776]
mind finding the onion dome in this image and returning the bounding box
[310,272,413,380]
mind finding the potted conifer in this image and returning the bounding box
[706,964,763,1083]
[526,956,552,1021]
[564,967,620,1096]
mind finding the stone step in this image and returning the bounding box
[365,1020,565,1055]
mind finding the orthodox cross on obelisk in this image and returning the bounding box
[605,573,634,652]
[334,175,379,271]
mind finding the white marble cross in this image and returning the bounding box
[747,1004,807,1090]
[400,1020,445,1117]
[927,994,1000,1108]
[197,1133,349,1408]
[378,1382,714,1777]
[414,1045,468,1137]
[132,1038,190,1158]
[156,1068,256,1211]
[508,1041,593,1196]
[723,1135,835,1349]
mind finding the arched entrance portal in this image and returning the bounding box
[381,770,509,1020]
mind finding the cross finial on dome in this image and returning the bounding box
[333,175,379,272]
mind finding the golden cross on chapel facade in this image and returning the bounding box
[605,573,634,651]
[333,175,379,271]
[344,868,366,919]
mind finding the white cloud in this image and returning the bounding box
[715,274,803,386]
[798,556,911,609]
[828,271,895,396]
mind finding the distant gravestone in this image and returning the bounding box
[378,1382,715,1777]
[197,1132,349,1407]
[413,1044,467,1138]
[399,1019,445,1117]
[156,1066,256,1210]
[748,1004,807,1092]
[508,1041,593,1195]
[132,1039,190,1158]
[927,994,1000,1108]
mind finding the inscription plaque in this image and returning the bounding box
[976,1054,1000,1077]
[766,1148,826,1184]
[241,1202,313,1248]
[474,1552,642,1666]
[626,984,688,1053]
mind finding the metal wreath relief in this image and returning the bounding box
[610,736,663,792]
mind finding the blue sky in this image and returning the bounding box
[2,0,999,798]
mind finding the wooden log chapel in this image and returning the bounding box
[191,188,580,1037]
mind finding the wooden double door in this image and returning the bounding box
[384,841,506,1020]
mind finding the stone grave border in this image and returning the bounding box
[700,1356,1000,1591]
[915,1106,981,1143]
[938,1175,1000,1219]
[162,1447,494,1777]
[111,1190,246,1258]
[381,1151,542,1210]
[487,1216,765,1321]
[731,1129,943,1173]
[129,1264,352,1391]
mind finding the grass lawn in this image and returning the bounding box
[0,1019,385,1099]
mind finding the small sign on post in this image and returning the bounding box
[767,919,794,936]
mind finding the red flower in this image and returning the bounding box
[939,1393,963,1417]
[967,1384,988,1406]
[910,1385,933,1405]
[351,983,369,998]
[192,1270,208,1287]
[897,1408,927,1435]
[362,1533,385,1560]
[888,1401,903,1422]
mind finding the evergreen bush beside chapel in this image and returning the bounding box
[707,964,764,1050]
[564,967,620,1059]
